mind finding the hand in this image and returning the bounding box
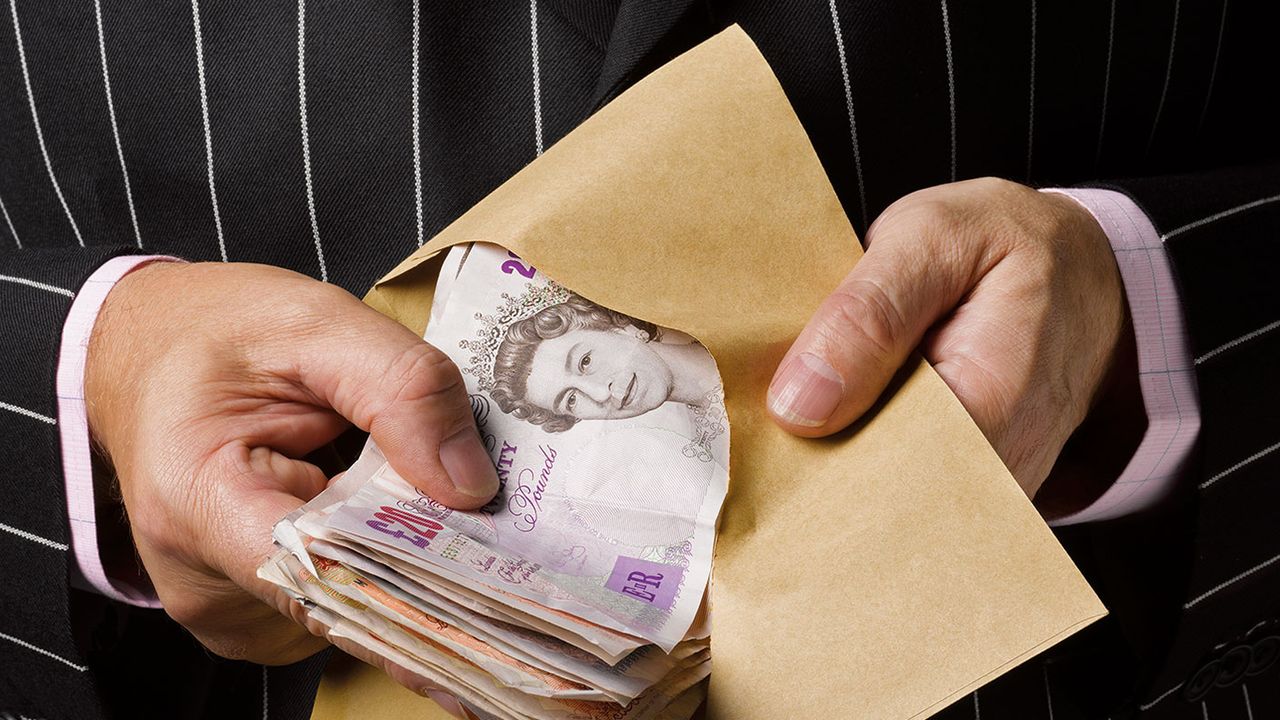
[767,178,1130,497]
[86,261,497,704]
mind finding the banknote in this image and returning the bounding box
[306,553,611,700]
[306,539,692,702]
[262,242,724,719]
[387,243,726,649]
[266,548,710,720]
[291,496,648,664]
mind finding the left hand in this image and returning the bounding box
[766,177,1130,497]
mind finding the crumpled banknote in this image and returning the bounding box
[262,243,723,719]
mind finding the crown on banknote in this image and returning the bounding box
[460,280,573,392]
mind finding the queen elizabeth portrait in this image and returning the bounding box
[481,292,721,433]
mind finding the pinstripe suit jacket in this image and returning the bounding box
[1,2,1277,719]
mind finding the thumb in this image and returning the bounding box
[767,228,977,436]
[298,298,499,509]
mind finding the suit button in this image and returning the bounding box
[1183,659,1219,702]
[1215,645,1252,687]
[1248,635,1279,676]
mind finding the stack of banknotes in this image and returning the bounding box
[260,244,730,720]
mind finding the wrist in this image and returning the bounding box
[59,255,179,607]
[1033,188,1156,518]
[1043,189,1129,411]
[1037,313,1145,518]
[85,260,184,460]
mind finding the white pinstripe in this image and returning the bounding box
[1026,0,1037,181]
[1185,551,1280,608]
[1140,683,1182,710]
[1243,684,1254,720]
[530,0,544,156]
[828,0,869,226]
[1161,193,1280,241]
[1147,0,1180,154]
[411,0,424,247]
[1197,319,1280,365]
[1199,0,1229,130]
[0,193,20,248]
[971,690,979,719]
[296,0,327,282]
[1200,440,1280,490]
[0,521,67,550]
[8,0,85,247]
[0,273,74,297]
[190,0,227,262]
[0,400,56,424]
[1096,0,1116,167]
[1202,700,1210,719]
[0,631,88,671]
[93,0,143,249]
[1043,664,1055,720]
[262,665,269,720]
[939,0,957,185]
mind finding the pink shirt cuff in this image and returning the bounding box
[1044,188,1201,523]
[57,255,179,608]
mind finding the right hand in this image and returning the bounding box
[86,261,496,709]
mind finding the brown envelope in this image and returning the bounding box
[313,25,1105,720]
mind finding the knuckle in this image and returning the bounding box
[296,272,354,306]
[881,196,958,237]
[257,279,359,344]
[820,284,903,369]
[161,591,216,631]
[367,343,470,437]
[916,197,964,230]
[387,343,465,406]
[870,188,948,241]
[253,278,329,327]
[203,636,252,662]
[967,175,1020,196]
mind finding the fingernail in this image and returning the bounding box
[424,689,467,718]
[768,352,844,427]
[439,429,500,499]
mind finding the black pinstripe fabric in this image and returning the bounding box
[1,1,1277,718]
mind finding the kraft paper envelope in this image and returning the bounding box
[313,25,1105,720]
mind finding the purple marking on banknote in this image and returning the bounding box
[605,557,684,611]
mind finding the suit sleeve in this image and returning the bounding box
[0,243,139,716]
[1099,161,1280,486]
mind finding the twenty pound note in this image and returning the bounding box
[291,242,727,665]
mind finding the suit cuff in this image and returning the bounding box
[1043,188,1201,523]
[57,255,180,607]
